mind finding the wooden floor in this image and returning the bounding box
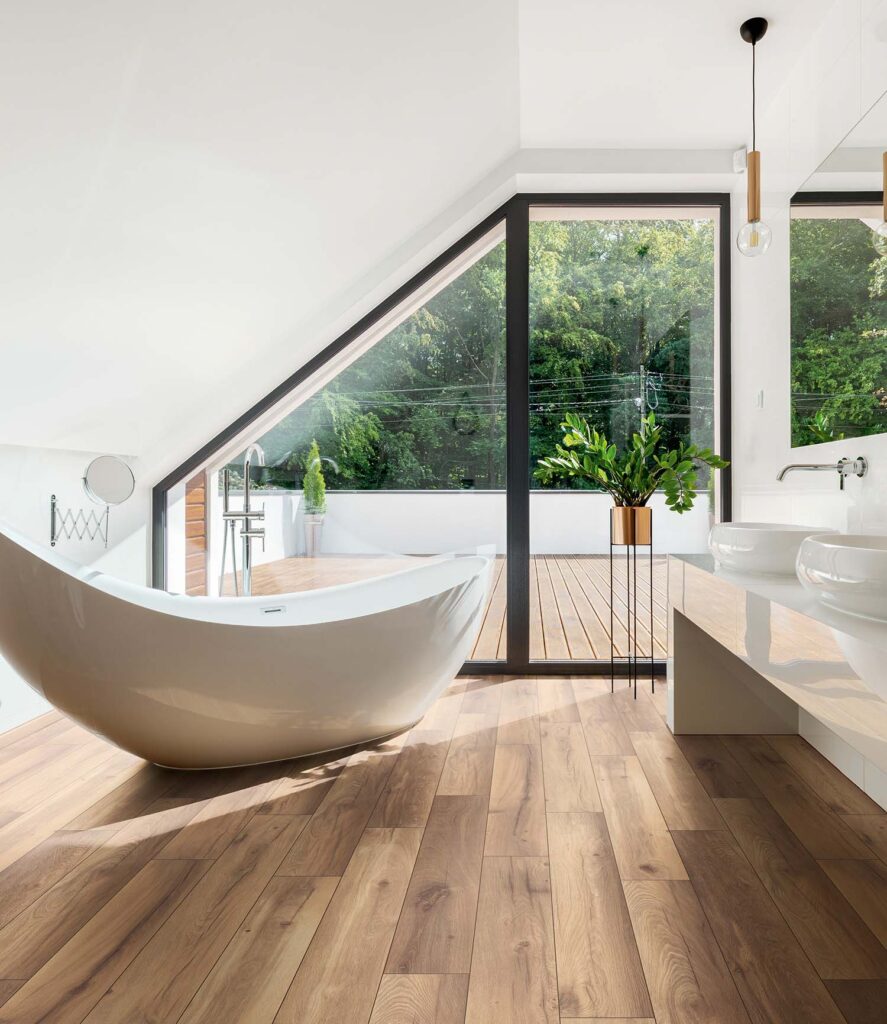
[233,554,669,661]
[1,682,885,1023]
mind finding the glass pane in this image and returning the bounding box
[528,206,720,662]
[165,226,507,661]
[790,205,887,446]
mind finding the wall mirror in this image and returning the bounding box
[83,455,135,505]
[790,94,886,447]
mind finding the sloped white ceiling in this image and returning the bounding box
[0,0,519,458]
[519,0,835,148]
[0,0,833,468]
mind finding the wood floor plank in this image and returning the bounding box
[465,856,559,1024]
[536,678,581,723]
[178,875,338,1024]
[0,825,118,931]
[673,829,846,1024]
[257,749,351,815]
[0,751,142,874]
[370,974,468,1024]
[61,765,178,830]
[716,797,887,979]
[573,680,634,756]
[623,879,750,1024]
[540,723,601,812]
[370,728,450,826]
[548,812,651,1019]
[0,859,209,1024]
[0,982,22,1008]
[673,734,763,798]
[766,735,884,815]
[485,743,547,856]
[841,814,887,863]
[818,858,887,946]
[387,795,487,974]
[437,713,498,796]
[0,713,63,756]
[0,796,206,978]
[278,745,402,875]
[592,756,687,880]
[497,678,540,746]
[82,813,308,1024]
[537,557,570,660]
[156,763,284,859]
[824,980,887,1024]
[720,735,872,859]
[274,828,422,1024]
[629,731,723,830]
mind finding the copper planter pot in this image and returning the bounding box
[610,505,652,546]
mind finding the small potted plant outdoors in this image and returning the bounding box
[536,412,729,544]
[302,439,327,557]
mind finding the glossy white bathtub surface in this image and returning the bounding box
[797,533,887,621]
[708,522,824,576]
[0,525,491,769]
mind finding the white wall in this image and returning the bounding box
[0,444,147,731]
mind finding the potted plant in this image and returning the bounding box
[302,439,327,557]
[536,412,729,545]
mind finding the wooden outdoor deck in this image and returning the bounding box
[234,554,669,662]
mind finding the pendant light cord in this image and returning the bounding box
[752,42,757,151]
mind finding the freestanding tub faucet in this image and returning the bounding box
[777,456,867,490]
[241,443,266,595]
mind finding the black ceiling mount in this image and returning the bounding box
[740,17,769,45]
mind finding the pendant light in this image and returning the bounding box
[737,17,771,257]
[874,151,887,256]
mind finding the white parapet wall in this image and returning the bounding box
[192,488,713,596]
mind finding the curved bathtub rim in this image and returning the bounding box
[0,520,492,628]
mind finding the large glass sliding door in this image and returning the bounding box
[157,195,729,673]
[526,202,726,666]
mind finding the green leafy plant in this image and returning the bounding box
[535,412,728,513]
[303,439,327,515]
[805,409,845,444]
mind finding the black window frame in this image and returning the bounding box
[152,192,733,675]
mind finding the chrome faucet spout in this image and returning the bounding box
[777,456,868,489]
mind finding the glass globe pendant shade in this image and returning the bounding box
[874,221,887,256]
[737,219,772,257]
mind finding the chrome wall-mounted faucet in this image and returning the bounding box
[777,456,868,490]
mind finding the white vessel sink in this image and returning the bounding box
[708,522,825,576]
[796,534,887,621]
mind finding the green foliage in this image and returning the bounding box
[302,440,326,514]
[225,218,720,493]
[535,412,728,514]
[791,218,887,446]
[806,409,844,444]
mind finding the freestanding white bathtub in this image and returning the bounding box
[0,525,491,769]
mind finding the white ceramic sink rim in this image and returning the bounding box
[796,533,887,622]
[801,533,887,553]
[708,522,827,577]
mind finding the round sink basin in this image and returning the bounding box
[708,522,825,576]
[796,534,887,621]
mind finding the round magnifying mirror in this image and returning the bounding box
[83,456,135,505]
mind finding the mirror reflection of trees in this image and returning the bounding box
[791,216,887,447]
[228,218,718,492]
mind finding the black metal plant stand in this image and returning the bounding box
[609,510,655,699]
